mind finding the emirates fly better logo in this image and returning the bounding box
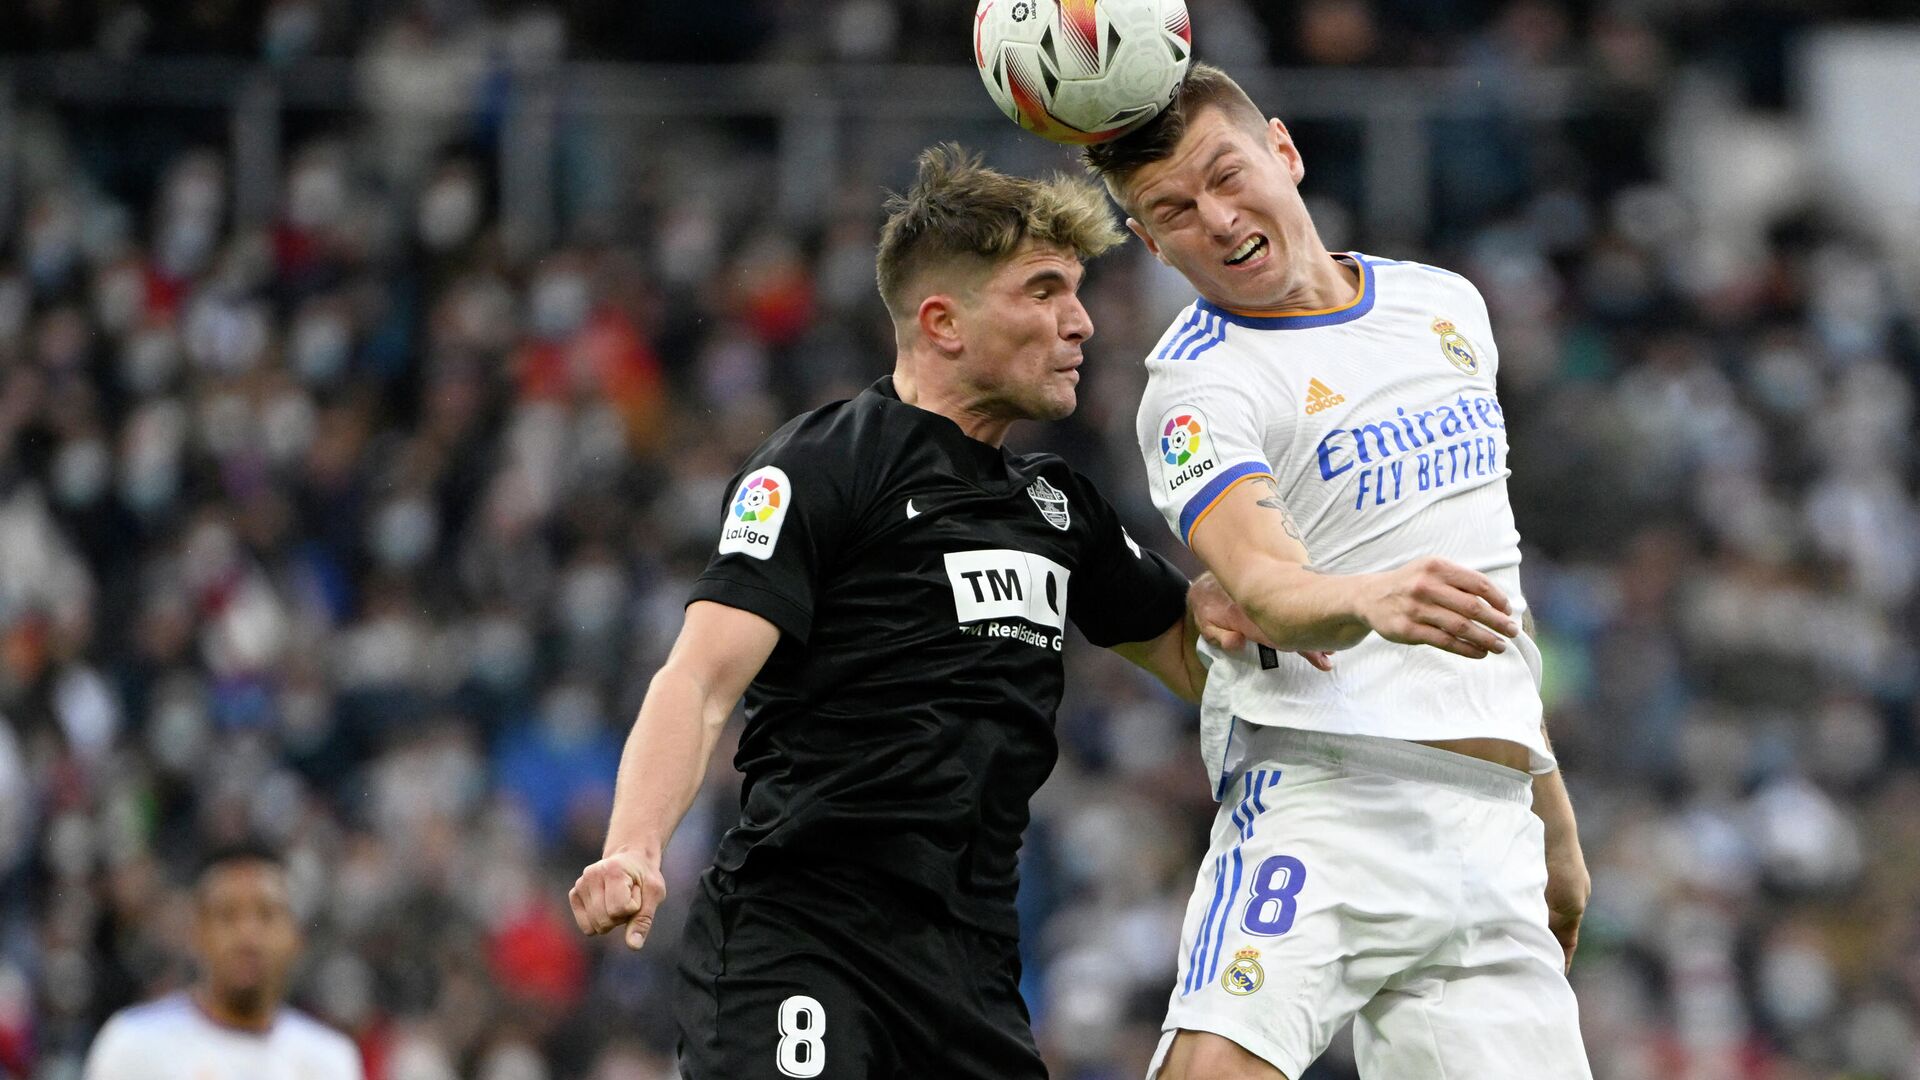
[1162,413,1204,465]
[718,466,791,560]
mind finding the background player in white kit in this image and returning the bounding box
[1084,65,1594,1079]
[83,843,362,1080]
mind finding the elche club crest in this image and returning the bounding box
[1028,476,1070,531]
[1431,317,1480,375]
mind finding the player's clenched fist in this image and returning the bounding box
[1357,555,1521,660]
[569,850,667,950]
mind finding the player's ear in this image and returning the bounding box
[1268,118,1305,186]
[1126,218,1168,266]
[917,293,965,356]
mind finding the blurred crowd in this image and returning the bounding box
[1,2,1918,1079]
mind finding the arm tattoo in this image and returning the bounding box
[1252,476,1305,543]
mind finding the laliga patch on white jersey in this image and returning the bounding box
[718,465,791,560]
[1157,404,1220,495]
[944,549,1070,632]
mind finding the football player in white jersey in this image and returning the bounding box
[83,843,362,1080]
[1083,64,1593,1080]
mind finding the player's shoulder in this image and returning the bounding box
[280,1008,362,1073]
[1135,305,1273,437]
[1147,301,1233,365]
[87,994,194,1071]
[748,392,868,462]
[1352,251,1485,304]
[1011,452,1102,504]
[1352,250,1469,280]
[103,993,195,1036]
[752,377,938,466]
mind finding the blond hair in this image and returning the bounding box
[875,143,1123,321]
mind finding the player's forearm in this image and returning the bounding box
[1231,561,1375,652]
[601,664,734,862]
[1531,725,1582,856]
[1111,612,1204,703]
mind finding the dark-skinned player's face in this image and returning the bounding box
[956,239,1094,423]
[195,860,300,1012]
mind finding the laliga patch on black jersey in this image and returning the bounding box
[718,465,792,560]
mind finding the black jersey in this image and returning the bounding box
[687,377,1188,936]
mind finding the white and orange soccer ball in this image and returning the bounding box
[974,0,1193,145]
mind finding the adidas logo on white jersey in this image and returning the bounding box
[1305,378,1347,415]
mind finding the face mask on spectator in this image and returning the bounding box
[81,199,134,267]
[539,684,600,745]
[369,497,438,569]
[287,161,347,231]
[470,616,534,692]
[120,403,187,514]
[157,212,219,279]
[0,277,26,343]
[93,262,147,336]
[149,677,211,776]
[263,0,321,63]
[529,271,590,338]
[1758,933,1836,1030]
[293,309,353,383]
[419,174,481,252]
[120,327,181,396]
[26,204,80,290]
[52,438,111,508]
[558,562,625,638]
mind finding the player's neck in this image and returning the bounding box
[1211,248,1358,315]
[891,364,1011,447]
[192,985,279,1034]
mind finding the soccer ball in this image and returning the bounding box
[974,0,1193,145]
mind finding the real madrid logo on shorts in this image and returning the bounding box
[1431,317,1480,375]
[1027,476,1070,531]
[1222,946,1264,996]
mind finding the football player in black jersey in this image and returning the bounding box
[569,145,1276,1079]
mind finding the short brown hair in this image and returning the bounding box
[875,143,1123,321]
[1082,63,1269,205]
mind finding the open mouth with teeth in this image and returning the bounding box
[1226,234,1269,266]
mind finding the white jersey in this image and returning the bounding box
[1136,252,1552,794]
[83,993,363,1080]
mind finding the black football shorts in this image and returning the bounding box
[673,857,1046,1079]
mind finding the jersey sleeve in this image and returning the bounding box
[1063,471,1190,647]
[685,420,861,645]
[82,1015,149,1080]
[327,1031,367,1080]
[1137,363,1274,547]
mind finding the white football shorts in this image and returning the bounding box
[1148,726,1592,1080]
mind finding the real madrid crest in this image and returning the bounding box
[1222,946,1265,996]
[1431,318,1480,375]
[1027,476,1070,531]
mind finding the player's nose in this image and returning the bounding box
[1060,295,1093,342]
[1198,193,1237,240]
